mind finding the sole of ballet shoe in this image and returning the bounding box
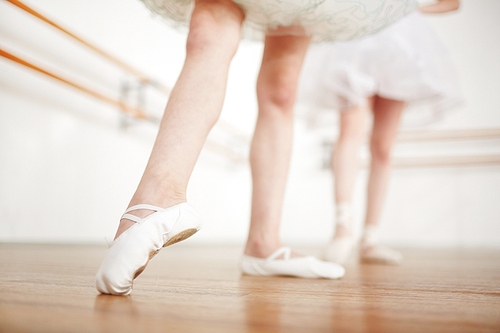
[96,203,201,295]
[240,247,345,279]
[132,227,199,279]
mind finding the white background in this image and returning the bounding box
[0,0,499,247]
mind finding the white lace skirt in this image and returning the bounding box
[297,11,464,125]
[139,0,417,42]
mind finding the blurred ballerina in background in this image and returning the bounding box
[298,0,463,265]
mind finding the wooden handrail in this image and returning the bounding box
[329,128,500,145]
[397,128,500,142]
[2,46,497,169]
[4,0,251,144]
[355,154,500,168]
[0,47,249,163]
[4,0,171,96]
[0,47,148,119]
[391,155,500,168]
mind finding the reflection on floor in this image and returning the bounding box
[0,244,499,332]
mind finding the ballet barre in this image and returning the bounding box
[397,128,500,142]
[389,154,500,168]
[3,0,250,145]
[393,128,500,167]
[0,46,248,163]
[0,47,148,120]
[4,0,171,95]
[324,127,500,168]
[353,153,500,169]
[1,0,249,163]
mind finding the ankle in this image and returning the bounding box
[114,219,135,240]
[361,224,378,248]
[130,177,187,209]
[244,235,282,258]
[333,201,353,239]
[114,198,186,240]
[333,224,352,239]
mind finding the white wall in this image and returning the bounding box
[0,0,499,247]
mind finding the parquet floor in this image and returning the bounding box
[0,244,499,332]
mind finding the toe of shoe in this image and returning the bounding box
[95,259,133,296]
[95,270,132,296]
[310,258,346,279]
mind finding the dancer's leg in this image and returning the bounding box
[361,96,404,264]
[240,34,345,278]
[244,33,311,258]
[115,0,245,239]
[321,102,369,264]
[97,0,246,295]
[364,96,404,229]
[332,104,370,238]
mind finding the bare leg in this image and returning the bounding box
[240,33,345,278]
[332,103,370,238]
[96,0,246,295]
[244,33,312,258]
[361,95,404,264]
[114,0,245,239]
[364,96,404,229]
[321,102,370,264]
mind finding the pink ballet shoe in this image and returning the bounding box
[95,202,201,295]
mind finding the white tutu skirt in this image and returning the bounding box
[297,11,464,125]
[139,0,417,42]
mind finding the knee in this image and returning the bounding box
[257,72,298,117]
[186,0,244,60]
[335,105,367,145]
[370,138,393,165]
[338,121,366,147]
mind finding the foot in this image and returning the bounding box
[244,238,302,259]
[360,244,402,265]
[95,203,202,295]
[322,222,355,264]
[240,247,345,279]
[322,235,356,265]
[114,209,154,240]
[114,196,187,239]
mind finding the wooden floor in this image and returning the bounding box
[0,244,499,333]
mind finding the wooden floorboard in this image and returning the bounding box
[0,244,499,332]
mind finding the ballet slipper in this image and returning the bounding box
[322,201,356,264]
[240,247,345,279]
[360,244,403,265]
[95,202,201,295]
[321,236,356,265]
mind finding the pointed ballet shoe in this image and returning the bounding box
[360,244,403,265]
[240,247,345,279]
[322,236,356,265]
[96,202,201,295]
